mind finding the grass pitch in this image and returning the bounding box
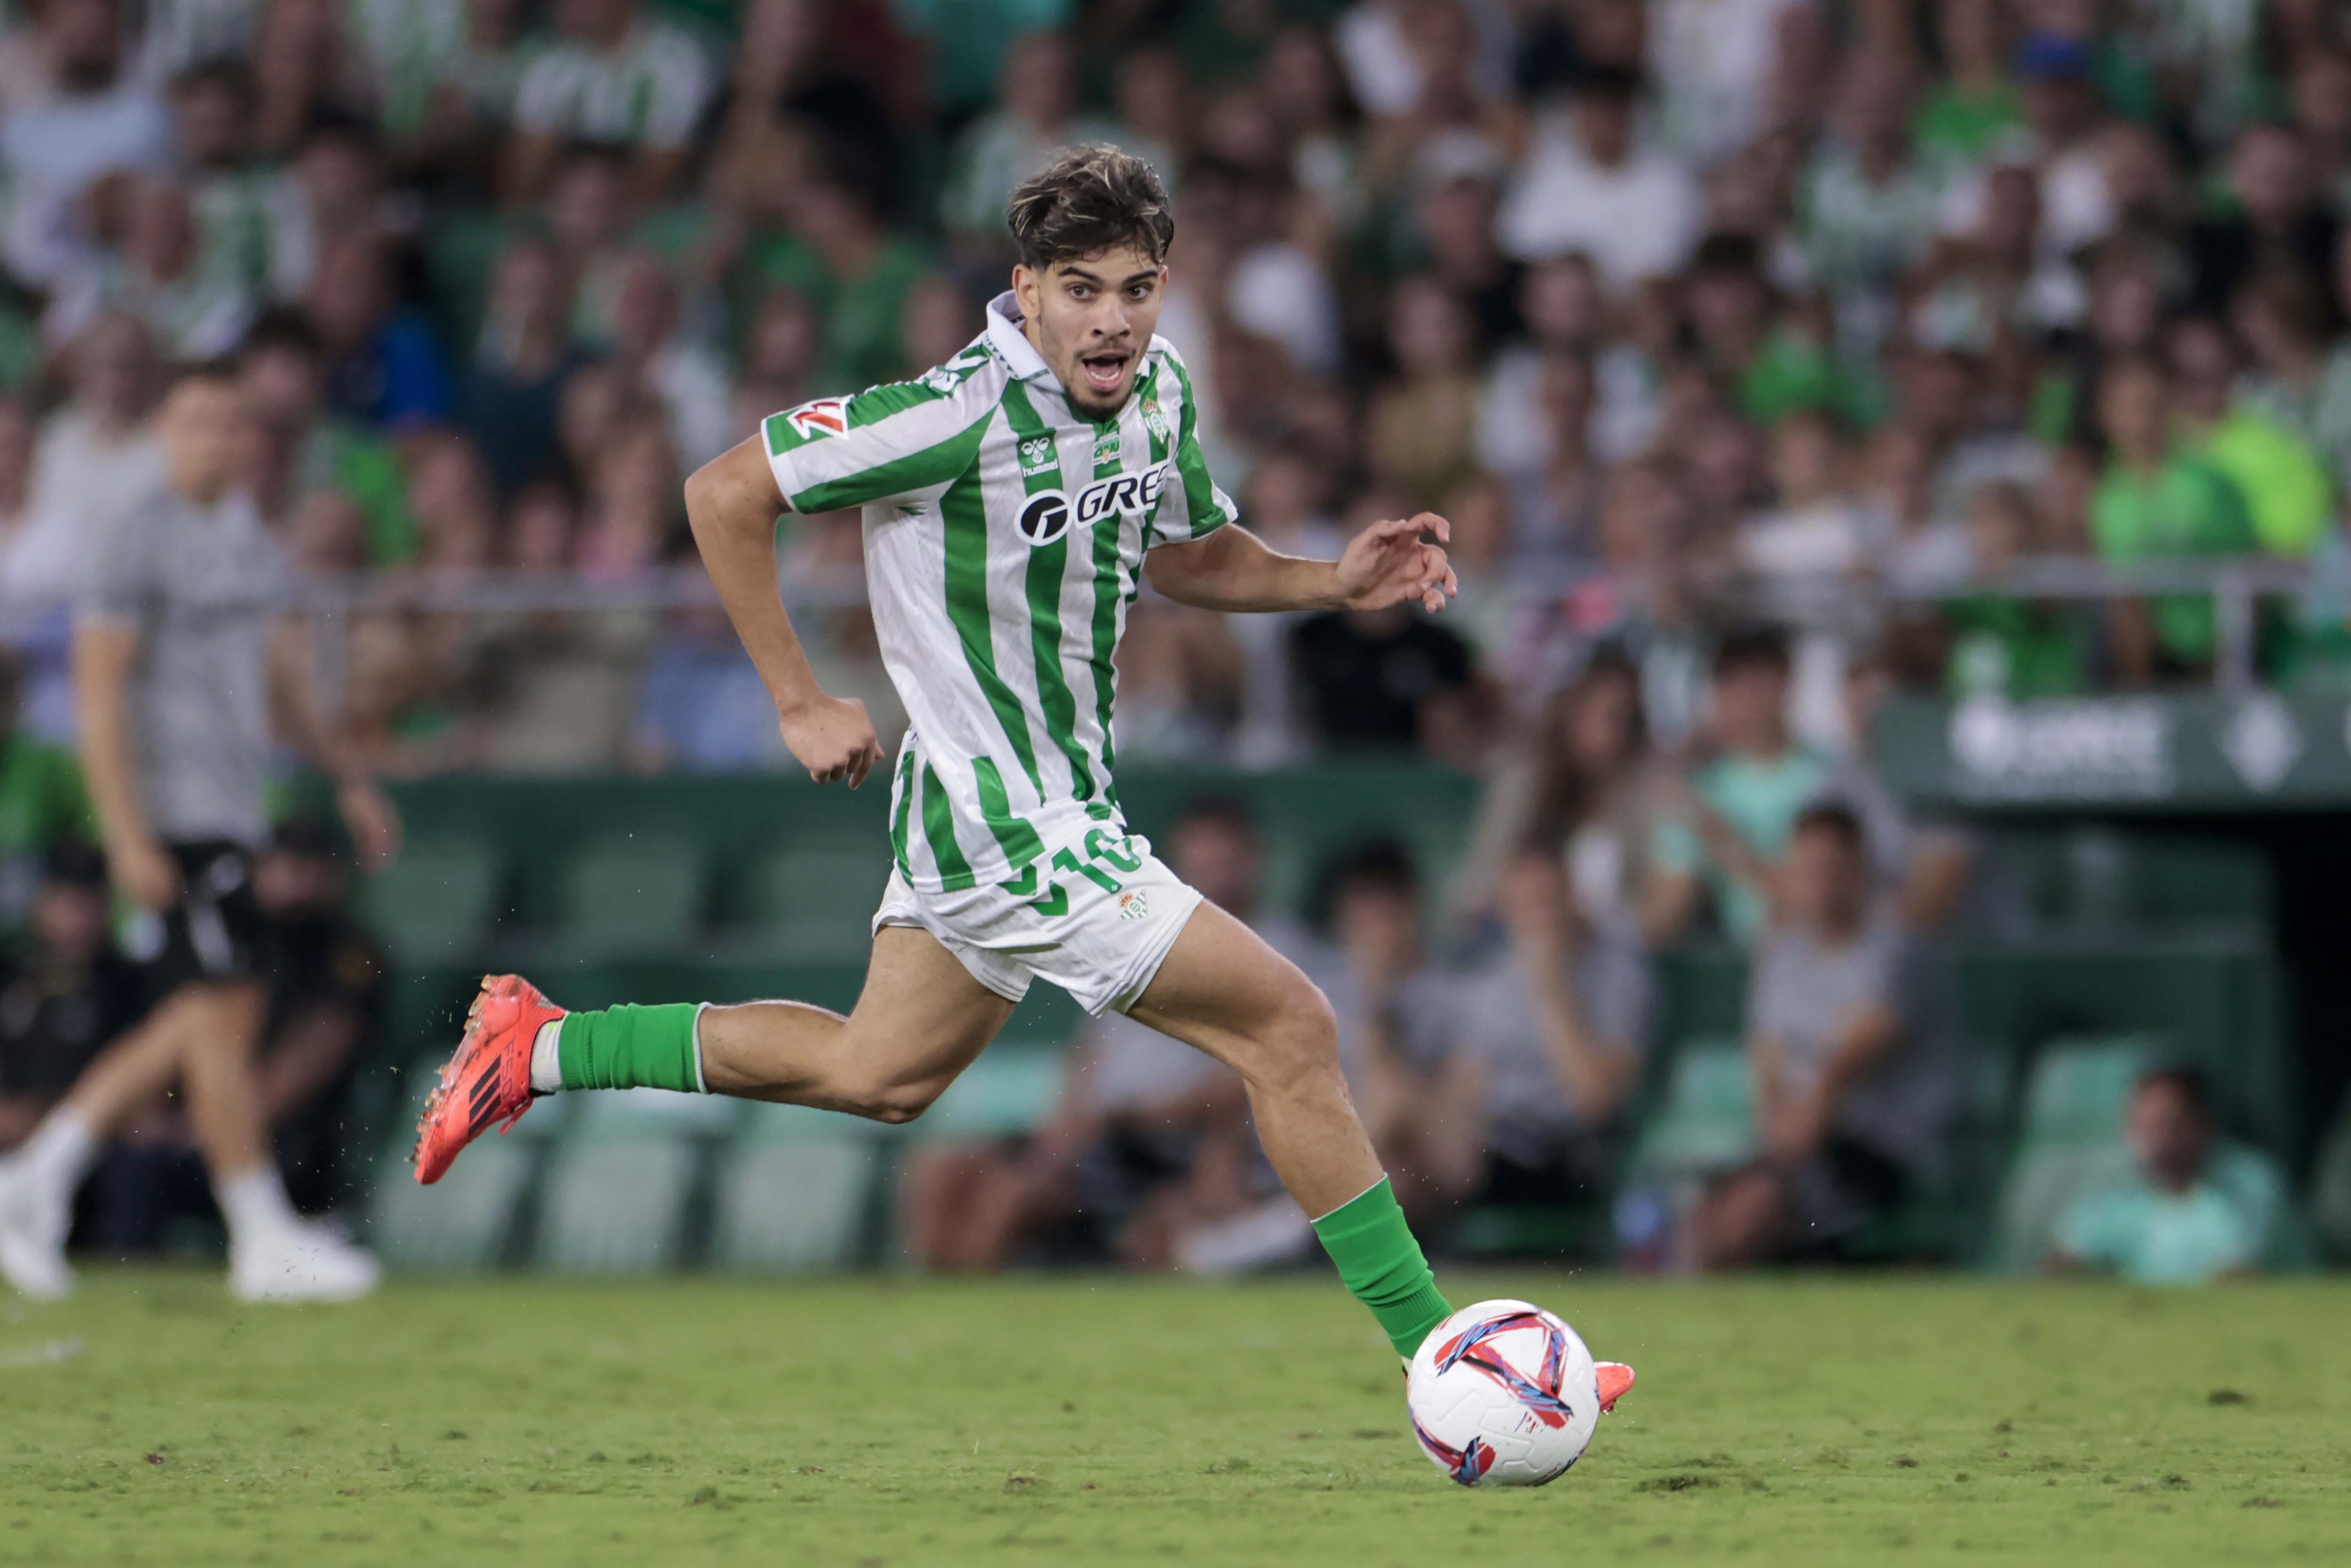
[2,1270,2345,1567]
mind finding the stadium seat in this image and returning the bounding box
[733,842,889,962]
[555,835,709,954]
[1627,1038,1754,1179]
[2016,1035,2161,1146]
[1984,1035,2159,1271]
[710,1104,882,1271]
[531,1089,729,1273]
[356,837,502,963]
[371,1140,533,1271]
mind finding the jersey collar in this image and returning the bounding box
[984,291,1057,383]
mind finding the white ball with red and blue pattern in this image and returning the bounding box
[1405,1299,1601,1487]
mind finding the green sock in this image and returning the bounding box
[1310,1177,1452,1360]
[556,1004,707,1093]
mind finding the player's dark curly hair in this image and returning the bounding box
[1006,144,1175,271]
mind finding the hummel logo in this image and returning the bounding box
[1019,435,1056,474]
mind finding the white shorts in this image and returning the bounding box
[872,824,1204,1016]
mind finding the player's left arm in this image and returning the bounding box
[267,617,402,867]
[1144,513,1458,615]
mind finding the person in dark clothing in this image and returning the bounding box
[89,819,384,1249]
[251,819,385,1215]
[1290,603,1476,754]
[0,844,147,1150]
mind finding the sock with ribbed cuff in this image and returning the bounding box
[553,1003,708,1093]
[1310,1176,1453,1361]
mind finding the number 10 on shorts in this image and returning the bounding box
[1006,828,1143,916]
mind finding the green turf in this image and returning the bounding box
[2,1270,2346,1566]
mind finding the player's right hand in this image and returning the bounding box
[778,694,885,787]
[109,837,181,910]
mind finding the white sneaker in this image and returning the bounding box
[0,1156,73,1300]
[229,1221,381,1303]
[1176,1197,1314,1277]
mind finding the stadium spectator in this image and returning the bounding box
[747,162,933,395]
[1646,627,1828,947]
[237,307,414,560]
[0,0,169,288]
[2049,1068,2289,1285]
[1320,838,1481,1225]
[1498,67,1702,296]
[1289,590,1477,760]
[43,172,254,361]
[0,843,140,1150]
[0,654,94,938]
[1690,802,1956,1269]
[607,253,732,473]
[504,0,712,204]
[939,30,1110,260]
[1455,650,1657,933]
[248,819,384,1216]
[459,236,586,498]
[2168,309,2332,560]
[898,797,1312,1272]
[2087,355,2254,683]
[306,233,450,434]
[1452,848,1650,1217]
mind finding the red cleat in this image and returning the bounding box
[1595,1361,1636,1413]
[412,975,564,1184]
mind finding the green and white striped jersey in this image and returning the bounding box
[762,292,1236,892]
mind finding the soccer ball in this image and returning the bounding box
[1405,1299,1603,1487]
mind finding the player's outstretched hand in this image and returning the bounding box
[779,694,884,787]
[1336,512,1458,615]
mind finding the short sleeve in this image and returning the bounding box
[1146,347,1236,548]
[761,375,991,515]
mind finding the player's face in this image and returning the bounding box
[158,377,249,503]
[1015,245,1167,420]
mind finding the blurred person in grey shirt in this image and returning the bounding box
[1456,850,1650,1207]
[1690,800,1958,1269]
[0,361,400,1305]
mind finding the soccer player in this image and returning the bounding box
[0,363,398,1302]
[414,145,1580,1384]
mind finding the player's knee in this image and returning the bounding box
[1246,978,1342,1097]
[842,1071,948,1124]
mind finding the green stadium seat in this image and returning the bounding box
[356,837,502,963]
[530,1090,726,1273]
[735,843,889,963]
[556,835,708,954]
[1628,1038,1753,1178]
[710,1104,883,1271]
[371,1141,532,1271]
[2017,1035,2161,1145]
[1985,1035,2160,1271]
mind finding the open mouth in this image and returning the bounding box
[1078,349,1130,396]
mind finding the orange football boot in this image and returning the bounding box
[412,975,565,1184]
[1596,1362,1636,1412]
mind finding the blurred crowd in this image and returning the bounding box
[2,0,2351,1270]
[0,0,2338,782]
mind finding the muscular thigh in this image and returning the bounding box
[1123,901,1326,1074]
[839,924,1017,1088]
